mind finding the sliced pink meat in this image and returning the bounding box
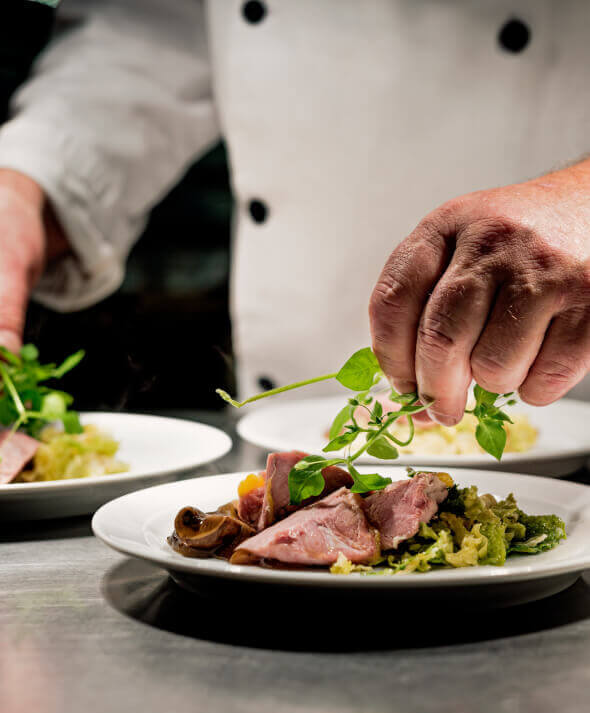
[362,473,448,550]
[257,450,353,530]
[0,430,40,484]
[237,477,266,527]
[231,487,378,566]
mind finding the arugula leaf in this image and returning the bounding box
[366,436,399,460]
[335,347,382,391]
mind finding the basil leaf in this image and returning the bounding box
[288,465,326,504]
[322,430,358,452]
[348,465,391,494]
[328,404,352,440]
[335,347,382,391]
[475,417,507,460]
[366,436,399,460]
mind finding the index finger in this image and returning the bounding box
[369,213,454,393]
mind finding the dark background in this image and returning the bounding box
[2,1,235,411]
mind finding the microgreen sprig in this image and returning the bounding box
[218,347,515,504]
[0,344,85,437]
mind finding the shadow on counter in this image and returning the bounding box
[0,515,93,542]
[102,557,590,653]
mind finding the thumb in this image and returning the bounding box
[0,329,22,354]
[0,269,31,355]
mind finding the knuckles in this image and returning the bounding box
[521,358,585,405]
[470,349,518,393]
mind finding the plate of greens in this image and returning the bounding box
[0,345,232,520]
[92,465,590,608]
[229,348,590,476]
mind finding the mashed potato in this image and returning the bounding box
[17,424,129,482]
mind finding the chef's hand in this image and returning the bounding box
[370,161,590,425]
[0,169,68,352]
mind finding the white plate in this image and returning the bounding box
[0,412,232,521]
[237,396,590,476]
[92,467,590,607]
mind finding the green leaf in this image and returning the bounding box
[40,392,68,418]
[322,430,358,452]
[397,401,430,415]
[371,400,383,421]
[475,418,507,460]
[388,390,418,405]
[473,384,498,407]
[293,455,328,470]
[335,347,382,391]
[366,435,399,460]
[53,350,85,379]
[328,404,353,440]
[348,465,392,494]
[0,346,21,366]
[489,408,513,424]
[20,344,39,362]
[61,411,83,434]
[288,465,326,504]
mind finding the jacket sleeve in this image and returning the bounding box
[0,0,220,311]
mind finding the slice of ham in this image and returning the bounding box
[362,473,448,550]
[231,487,378,566]
[0,430,40,484]
[256,450,353,530]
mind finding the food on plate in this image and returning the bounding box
[0,344,128,483]
[218,346,521,462]
[168,502,255,559]
[0,431,41,484]
[15,425,129,482]
[327,392,538,456]
[200,348,563,574]
[168,450,566,574]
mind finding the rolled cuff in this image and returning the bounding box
[0,117,131,312]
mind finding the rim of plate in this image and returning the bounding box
[236,396,590,463]
[0,412,232,494]
[92,468,590,589]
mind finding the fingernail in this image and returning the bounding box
[427,407,461,427]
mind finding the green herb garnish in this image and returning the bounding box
[218,347,515,504]
[0,344,85,437]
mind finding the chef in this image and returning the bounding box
[0,0,589,425]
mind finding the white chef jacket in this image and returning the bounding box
[1,0,590,400]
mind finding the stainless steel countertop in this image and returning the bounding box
[2,410,590,713]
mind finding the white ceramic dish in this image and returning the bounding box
[237,396,590,476]
[92,467,590,607]
[0,412,232,521]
